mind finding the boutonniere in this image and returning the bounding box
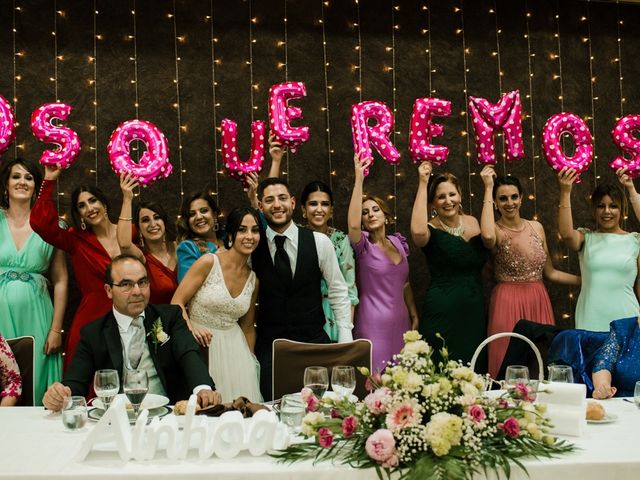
[147,318,170,352]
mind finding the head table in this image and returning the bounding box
[1,398,638,480]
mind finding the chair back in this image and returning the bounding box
[272,339,372,400]
[6,336,35,406]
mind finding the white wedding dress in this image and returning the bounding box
[188,254,263,403]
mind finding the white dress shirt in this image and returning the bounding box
[265,223,353,343]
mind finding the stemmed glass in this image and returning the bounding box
[123,369,148,418]
[331,366,356,399]
[505,365,530,388]
[94,369,120,411]
[548,365,574,383]
[303,366,329,399]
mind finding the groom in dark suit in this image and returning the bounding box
[42,254,221,410]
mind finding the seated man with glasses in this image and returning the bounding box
[42,254,221,410]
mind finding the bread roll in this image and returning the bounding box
[586,400,605,421]
[173,400,200,416]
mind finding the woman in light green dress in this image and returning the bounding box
[558,167,640,331]
[0,158,67,405]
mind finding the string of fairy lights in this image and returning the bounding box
[248,1,256,124]
[423,3,433,95]
[52,2,60,209]
[281,0,290,178]
[319,0,334,192]
[207,1,220,202]
[490,1,506,174]
[170,0,185,199]
[456,3,473,214]
[389,2,398,226]
[583,0,598,184]
[89,1,98,184]
[130,1,139,121]
[523,3,538,218]
[354,1,362,102]
[615,0,625,119]
[11,1,19,158]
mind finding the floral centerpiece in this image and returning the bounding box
[274,331,574,480]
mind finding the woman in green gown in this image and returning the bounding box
[0,158,67,405]
[410,161,488,368]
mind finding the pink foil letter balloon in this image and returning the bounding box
[610,115,640,178]
[350,101,401,176]
[542,113,593,182]
[30,103,81,169]
[468,90,525,165]
[220,119,265,190]
[0,94,16,156]
[408,98,451,166]
[268,82,309,153]
[107,120,171,186]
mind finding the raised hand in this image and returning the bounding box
[557,167,579,192]
[245,171,260,208]
[418,161,433,184]
[44,164,64,181]
[480,164,496,188]
[268,132,286,163]
[354,151,372,183]
[616,166,635,190]
[119,173,139,201]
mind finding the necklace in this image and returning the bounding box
[438,217,465,237]
[497,221,526,232]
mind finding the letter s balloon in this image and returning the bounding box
[30,103,81,169]
[542,113,593,182]
[107,120,171,186]
[0,94,16,156]
[610,115,640,178]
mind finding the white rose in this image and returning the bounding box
[157,331,169,343]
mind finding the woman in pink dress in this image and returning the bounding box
[480,166,580,378]
[348,154,419,370]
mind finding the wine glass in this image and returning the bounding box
[94,369,120,411]
[634,381,640,409]
[62,396,88,431]
[303,366,329,399]
[123,369,148,418]
[548,365,574,383]
[504,365,529,388]
[331,366,356,400]
[279,393,306,433]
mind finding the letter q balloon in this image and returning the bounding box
[0,94,16,156]
[30,103,81,169]
[107,120,171,186]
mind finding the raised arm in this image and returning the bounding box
[347,153,371,245]
[557,167,584,252]
[410,161,432,248]
[245,172,260,209]
[117,173,144,261]
[479,165,498,250]
[536,222,581,285]
[171,253,214,347]
[616,167,640,222]
[45,248,68,355]
[267,133,285,178]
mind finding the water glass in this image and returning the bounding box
[303,366,329,399]
[279,393,306,432]
[94,369,119,410]
[548,365,574,383]
[634,381,640,409]
[331,366,356,399]
[505,365,530,387]
[123,369,148,417]
[62,396,88,431]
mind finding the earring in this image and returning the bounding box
[385,218,389,225]
[213,222,219,232]
[302,212,307,219]
[3,190,8,204]
[430,207,436,217]
[139,234,145,249]
[80,219,87,230]
[104,207,108,218]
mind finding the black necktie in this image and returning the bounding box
[274,235,292,284]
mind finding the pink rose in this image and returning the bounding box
[301,387,314,401]
[318,427,334,448]
[513,383,536,402]
[497,399,510,409]
[301,387,320,412]
[365,429,396,463]
[330,408,342,419]
[498,417,520,438]
[341,415,358,438]
[364,387,391,414]
[468,404,486,423]
[382,453,399,468]
[365,371,382,392]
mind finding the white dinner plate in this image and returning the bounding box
[482,389,507,400]
[587,413,618,424]
[323,391,358,402]
[93,393,169,411]
[89,405,172,424]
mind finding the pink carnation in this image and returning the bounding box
[341,415,358,438]
[497,399,510,409]
[468,404,486,423]
[513,383,536,402]
[364,387,391,414]
[498,417,520,438]
[330,408,342,419]
[365,429,396,463]
[318,427,334,448]
[301,387,320,412]
[365,371,382,392]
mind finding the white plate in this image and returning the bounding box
[323,391,358,402]
[89,405,172,424]
[93,393,169,411]
[482,389,507,400]
[587,413,618,424]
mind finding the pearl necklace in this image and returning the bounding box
[438,217,465,237]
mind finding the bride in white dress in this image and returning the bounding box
[171,207,262,402]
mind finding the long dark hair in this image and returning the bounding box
[492,175,523,199]
[223,206,261,249]
[590,183,627,224]
[135,200,176,253]
[0,158,43,209]
[70,184,111,229]
[176,190,221,252]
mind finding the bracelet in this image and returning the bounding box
[49,328,63,335]
[558,205,571,208]
[118,216,133,221]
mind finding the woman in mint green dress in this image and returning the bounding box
[0,158,67,405]
[558,167,640,331]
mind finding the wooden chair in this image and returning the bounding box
[272,339,372,400]
[6,336,35,406]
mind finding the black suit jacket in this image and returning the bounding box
[63,304,215,404]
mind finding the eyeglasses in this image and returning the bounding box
[111,278,150,293]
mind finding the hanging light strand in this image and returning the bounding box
[616,0,625,118]
[12,1,19,158]
[91,1,98,184]
[248,0,255,123]
[131,1,139,120]
[355,0,362,101]
[390,2,398,227]
[208,1,220,200]
[283,0,290,177]
[424,2,433,94]
[585,0,598,184]
[457,3,473,213]
[491,1,506,174]
[319,0,334,191]
[171,0,185,198]
[53,2,60,210]
[523,3,537,218]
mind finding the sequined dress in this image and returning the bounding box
[187,254,262,403]
[593,317,640,397]
[487,221,555,378]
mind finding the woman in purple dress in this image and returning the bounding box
[347,154,419,370]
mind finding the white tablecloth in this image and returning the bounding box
[1,398,639,480]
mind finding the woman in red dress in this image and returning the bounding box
[30,166,122,369]
[117,174,178,304]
